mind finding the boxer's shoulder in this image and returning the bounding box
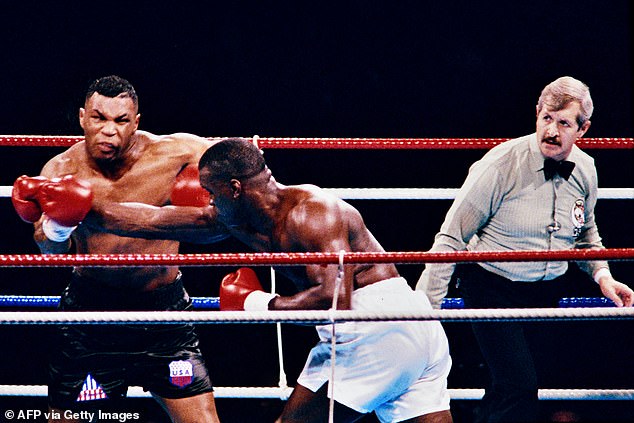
[135,131,211,166]
[40,143,85,178]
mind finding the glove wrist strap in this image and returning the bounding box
[42,216,76,242]
[244,291,278,311]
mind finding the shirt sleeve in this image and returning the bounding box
[416,159,506,308]
[574,165,610,279]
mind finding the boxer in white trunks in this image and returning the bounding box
[87,138,453,423]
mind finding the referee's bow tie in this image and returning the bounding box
[543,158,575,181]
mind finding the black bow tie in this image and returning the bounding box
[543,158,575,181]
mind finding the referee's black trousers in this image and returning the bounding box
[457,263,569,423]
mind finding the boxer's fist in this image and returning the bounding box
[220,268,278,311]
[36,175,93,242]
[37,175,93,227]
[171,165,210,207]
[12,175,49,223]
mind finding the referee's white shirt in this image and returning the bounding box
[417,133,608,309]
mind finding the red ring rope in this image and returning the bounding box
[0,249,633,267]
[1,136,633,149]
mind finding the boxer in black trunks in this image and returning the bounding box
[12,75,223,422]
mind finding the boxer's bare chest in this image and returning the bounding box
[76,153,185,206]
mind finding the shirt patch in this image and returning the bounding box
[571,198,585,237]
[169,360,194,388]
[76,374,108,402]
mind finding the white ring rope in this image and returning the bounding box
[270,268,289,391]
[2,307,634,325]
[1,385,632,401]
[323,187,634,200]
[1,187,633,200]
[327,250,346,423]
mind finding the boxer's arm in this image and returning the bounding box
[86,200,231,244]
[269,253,353,311]
[34,221,73,253]
[85,160,229,243]
[269,200,355,311]
[220,227,351,312]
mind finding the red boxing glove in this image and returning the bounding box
[220,268,278,311]
[37,175,94,227]
[12,175,49,223]
[171,165,210,207]
[37,175,93,242]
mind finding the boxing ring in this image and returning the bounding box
[1,136,634,420]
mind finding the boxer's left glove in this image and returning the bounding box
[220,268,278,311]
[12,175,50,223]
[171,165,210,207]
[37,175,93,242]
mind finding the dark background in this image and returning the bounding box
[0,1,633,422]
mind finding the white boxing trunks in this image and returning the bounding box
[297,277,451,422]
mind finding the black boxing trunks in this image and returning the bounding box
[48,271,213,410]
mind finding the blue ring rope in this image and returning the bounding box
[0,295,219,309]
[0,296,614,309]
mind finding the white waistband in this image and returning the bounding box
[353,277,410,296]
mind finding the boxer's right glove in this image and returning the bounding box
[170,165,210,207]
[220,268,278,311]
[37,175,94,242]
[12,175,49,223]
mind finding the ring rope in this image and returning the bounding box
[2,187,633,200]
[1,385,631,400]
[0,295,221,308]
[0,248,633,267]
[327,250,346,423]
[2,307,634,325]
[320,187,634,200]
[270,268,289,391]
[1,136,633,149]
[0,296,616,309]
